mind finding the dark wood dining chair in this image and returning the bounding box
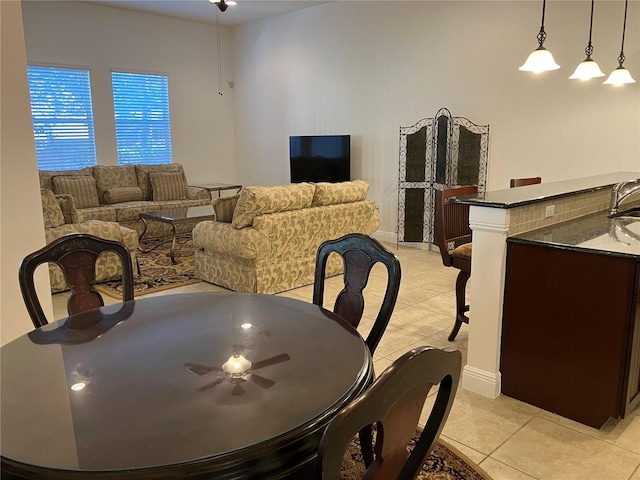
[313,233,401,356]
[317,346,462,479]
[19,233,134,328]
[510,177,542,188]
[314,233,401,467]
[434,185,477,341]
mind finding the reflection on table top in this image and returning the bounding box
[1,292,373,479]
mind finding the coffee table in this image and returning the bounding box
[139,205,213,263]
[191,183,242,197]
[1,292,373,479]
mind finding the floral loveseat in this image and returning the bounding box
[192,180,380,294]
[41,188,140,293]
[39,163,210,238]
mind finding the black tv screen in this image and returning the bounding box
[289,135,350,183]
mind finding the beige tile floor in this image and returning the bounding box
[52,242,640,480]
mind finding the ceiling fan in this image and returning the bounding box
[209,0,237,13]
[185,347,290,396]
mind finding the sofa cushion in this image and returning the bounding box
[311,179,370,206]
[52,176,100,209]
[231,183,315,229]
[149,171,188,201]
[212,194,240,223]
[135,164,185,201]
[93,165,138,203]
[40,189,65,228]
[74,206,117,223]
[104,186,144,204]
[39,167,93,191]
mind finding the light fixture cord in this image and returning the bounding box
[216,9,223,96]
[584,0,595,58]
[617,0,628,66]
[537,0,548,47]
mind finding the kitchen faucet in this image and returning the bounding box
[610,178,640,215]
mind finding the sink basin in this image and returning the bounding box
[609,207,640,219]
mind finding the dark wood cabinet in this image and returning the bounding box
[502,240,640,429]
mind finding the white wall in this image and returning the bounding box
[1,1,53,345]
[21,1,237,185]
[13,1,640,251]
[231,1,640,240]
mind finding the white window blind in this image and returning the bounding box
[112,72,172,165]
[27,66,97,171]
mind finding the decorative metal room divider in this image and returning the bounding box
[397,107,489,248]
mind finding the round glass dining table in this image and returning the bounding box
[1,292,373,479]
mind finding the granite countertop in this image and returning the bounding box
[454,172,640,209]
[508,210,640,258]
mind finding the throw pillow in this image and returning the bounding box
[93,165,138,203]
[103,187,144,204]
[39,167,93,192]
[52,176,100,209]
[311,179,370,207]
[231,183,315,229]
[213,194,240,223]
[40,189,65,228]
[135,164,185,200]
[149,171,188,201]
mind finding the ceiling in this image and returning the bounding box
[87,1,329,26]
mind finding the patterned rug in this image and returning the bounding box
[95,237,202,298]
[339,432,492,480]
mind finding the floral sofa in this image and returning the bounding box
[192,180,380,294]
[41,189,140,293]
[39,163,210,238]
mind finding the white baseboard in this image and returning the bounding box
[462,365,501,398]
[371,229,396,245]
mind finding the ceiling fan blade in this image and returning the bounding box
[231,383,245,396]
[185,363,222,376]
[248,373,276,389]
[251,353,291,370]
[197,377,226,391]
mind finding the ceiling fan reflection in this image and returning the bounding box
[185,351,290,396]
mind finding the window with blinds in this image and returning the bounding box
[112,72,172,165]
[27,66,97,171]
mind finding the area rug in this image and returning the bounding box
[339,432,492,480]
[95,237,202,298]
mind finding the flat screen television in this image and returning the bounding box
[289,135,350,183]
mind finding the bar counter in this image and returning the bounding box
[455,171,640,209]
[510,209,640,258]
[452,171,640,402]
[503,210,640,428]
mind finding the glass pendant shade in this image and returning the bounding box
[604,66,636,86]
[605,0,635,86]
[569,59,605,80]
[519,0,560,74]
[519,47,561,73]
[570,0,604,81]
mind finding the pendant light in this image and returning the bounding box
[519,0,560,73]
[569,0,604,81]
[209,0,236,95]
[604,0,636,86]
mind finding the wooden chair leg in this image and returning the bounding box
[448,269,470,341]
